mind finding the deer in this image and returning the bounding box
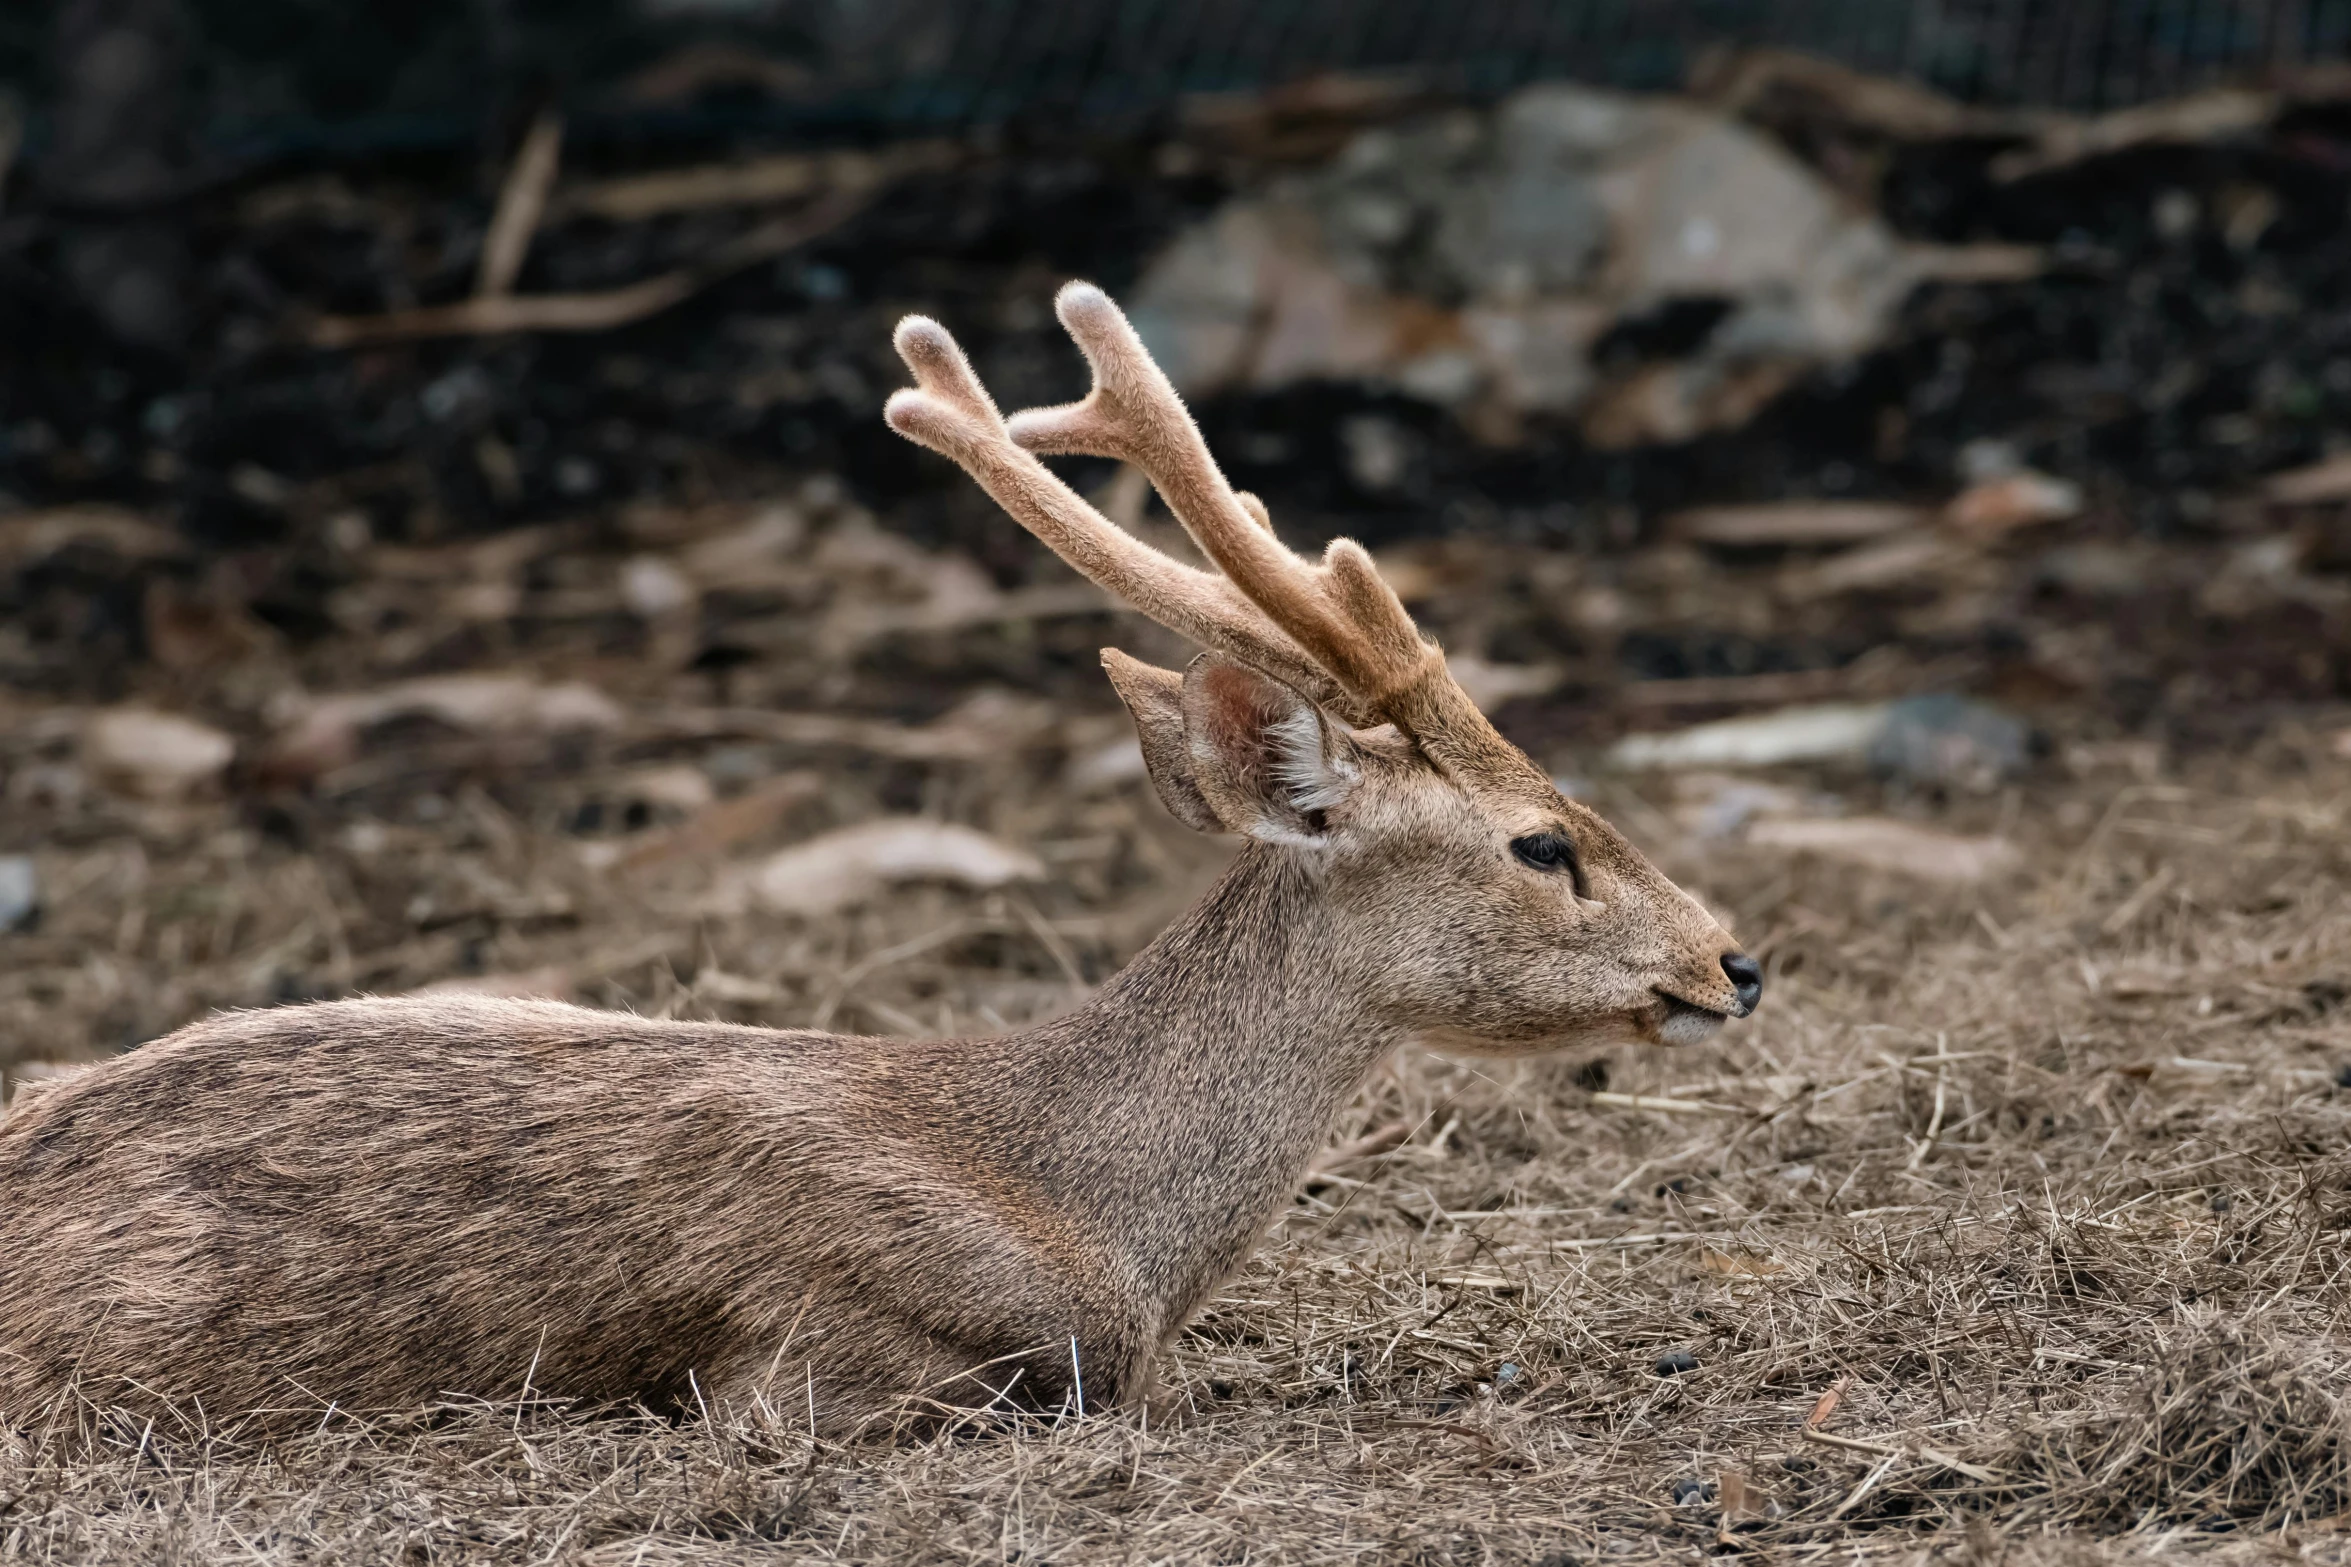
[0,283,1760,1436]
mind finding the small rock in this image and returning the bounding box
[1495,1362,1522,1386]
[0,855,37,931]
[1868,693,2028,791]
[619,554,697,618]
[1340,414,1414,493]
[1654,1348,1700,1377]
[1956,437,2024,482]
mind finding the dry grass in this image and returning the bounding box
[12,519,2351,1561]
[12,742,2351,1563]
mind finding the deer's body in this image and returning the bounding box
[1,849,1382,1425]
[1,283,1758,1430]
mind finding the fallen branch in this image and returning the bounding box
[306,190,871,347]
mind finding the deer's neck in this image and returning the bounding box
[991,845,1398,1325]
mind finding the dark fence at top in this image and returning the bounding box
[6,0,2351,168]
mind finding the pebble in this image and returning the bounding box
[1654,1348,1699,1376]
[1869,693,2028,791]
[0,855,35,931]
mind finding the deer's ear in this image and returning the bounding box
[1101,649,1223,833]
[1178,652,1357,845]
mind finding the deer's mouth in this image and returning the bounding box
[1646,993,1729,1047]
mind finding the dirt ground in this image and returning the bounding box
[10,512,2351,1562]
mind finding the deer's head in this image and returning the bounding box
[886,283,1760,1053]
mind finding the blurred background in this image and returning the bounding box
[7,0,2351,1084]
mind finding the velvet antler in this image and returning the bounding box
[886,282,1510,763]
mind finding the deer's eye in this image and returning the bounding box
[1511,832,1588,895]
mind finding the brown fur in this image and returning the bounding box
[0,285,1755,1434]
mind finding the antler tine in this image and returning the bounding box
[883,315,1359,719]
[1006,282,1460,736]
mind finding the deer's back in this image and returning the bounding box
[0,995,1120,1424]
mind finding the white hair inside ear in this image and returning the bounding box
[1259,706,1358,845]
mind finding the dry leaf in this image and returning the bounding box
[266,674,625,782]
[737,819,1044,917]
[83,708,236,799]
[1670,500,1925,547]
[0,505,184,567]
[618,765,718,815]
[613,772,821,872]
[1746,815,2020,884]
[2263,451,2351,506]
[1606,703,1890,770]
[1805,1374,1853,1430]
[1716,1466,1775,1520]
[1943,470,2082,535]
[1066,737,1147,792]
[1447,657,1565,710]
[562,144,952,222]
[1778,531,1960,597]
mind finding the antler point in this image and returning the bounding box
[883,388,951,445]
[1055,280,1123,337]
[892,315,945,353]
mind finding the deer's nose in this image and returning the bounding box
[1721,952,1763,1015]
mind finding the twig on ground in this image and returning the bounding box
[1904,1065,1949,1171]
[1589,1091,1743,1116]
[1804,1426,2000,1484]
[475,110,564,299]
[307,191,871,346]
[1823,1453,1901,1521]
[1306,1120,1413,1177]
